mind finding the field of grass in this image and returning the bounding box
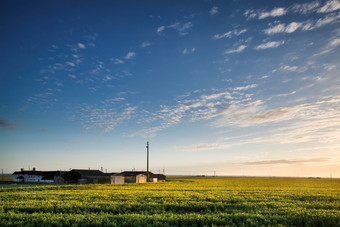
[0,177,339,226]
[0,174,12,182]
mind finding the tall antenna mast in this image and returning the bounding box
[146,141,149,182]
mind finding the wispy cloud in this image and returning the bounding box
[157,21,193,36]
[245,0,339,21]
[304,13,340,30]
[77,43,86,49]
[317,0,340,13]
[225,45,247,54]
[233,84,258,91]
[291,1,320,14]
[182,48,196,54]
[255,40,285,50]
[244,7,287,20]
[314,33,340,55]
[169,21,193,36]
[141,41,151,48]
[156,26,165,34]
[264,12,340,34]
[0,119,16,130]
[77,101,137,132]
[175,94,340,153]
[213,29,247,40]
[238,158,329,165]
[129,88,250,137]
[209,6,219,15]
[264,22,302,34]
[124,52,136,60]
[111,58,124,64]
[259,7,287,19]
[280,65,298,72]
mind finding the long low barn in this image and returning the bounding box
[12,169,165,184]
[12,168,65,183]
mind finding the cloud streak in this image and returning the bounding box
[213,29,247,40]
[238,158,329,165]
[157,21,193,36]
[124,52,136,60]
[255,40,285,50]
[225,45,247,54]
[210,6,218,15]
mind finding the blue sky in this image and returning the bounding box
[1,0,340,177]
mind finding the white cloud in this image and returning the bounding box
[129,88,247,137]
[285,22,303,33]
[68,74,76,79]
[182,48,196,54]
[314,34,340,56]
[77,43,86,49]
[259,7,287,19]
[124,52,136,60]
[244,7,287,20]
[301,13,340,31]
[292,1,320,14]
[255,40,285,50]
[234,84,258,91]
[141,41,151,48]
[280,65,298,72]
[156,26,165,33]
[312,13,340,29]
[264,22,302,34]
[225,45,247,54]
[244,9,257,20]
[77,101,137,133]
[330,37,340,47]
[158,21,193,36]
[210,6,219,15]
[213,29,247,40]
[317,0,340,13]
[176,22,193,36]
[264,24,286,34]
[111,58,124,64]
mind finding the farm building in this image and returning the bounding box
[12,168,165,184]
[121,171,147,183]
[121,171,166,183]
[12,168,65,183]
[111,173,125,184]
[61,169,124,184]
[153,173,166,182]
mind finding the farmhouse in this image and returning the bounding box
[61,169,124,184]
[12,168,65,183]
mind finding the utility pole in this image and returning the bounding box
[147,141,149,182]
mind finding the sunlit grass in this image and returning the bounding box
[1,178,339,226]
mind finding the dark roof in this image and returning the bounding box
[70,169,106,176]
[13,171,64,178]
[121,171,148,177]
[107,172,124,176]
[120,171,166,179]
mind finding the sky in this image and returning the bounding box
[1,0,340,177]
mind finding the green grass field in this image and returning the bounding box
[0,177,339,226]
